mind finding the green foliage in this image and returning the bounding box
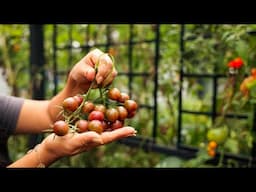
[0,25,30,96]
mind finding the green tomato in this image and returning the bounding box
[246,79,256,90]
[207,125,228,144]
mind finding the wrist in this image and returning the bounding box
[38,142,61,167]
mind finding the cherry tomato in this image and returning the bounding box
[88,120,104,134]
[102,120,109,131]
[110,120,124,130]
[82,101,95,114]
[251,68,256,76]
[124,99,138,113]
[207,149,216,157]
[118,92,130,103]
[73,95,83,106]
[127,110,136,118]
[75,119,89,133]
[208,141,217,149]
[116,106,128,120]
[53,120,69,136]
[62,97,79,112]
[108,87,121,101]
[207,126,228,144]
[88,110,104,121]
[105,108,119,122]
[94,104,106,113]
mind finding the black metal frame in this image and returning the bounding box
[29,24,256,167]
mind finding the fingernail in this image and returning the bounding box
[97,76,103,84]
[128,132,136,137]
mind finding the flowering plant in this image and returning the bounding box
[203,57,256,166]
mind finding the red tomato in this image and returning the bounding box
[108,87,121,101]
[88,110,104,121]
[110,120,124,130]
[88,120,104,134]
[116,106,128,120]
[82,101,95,114]
[62,97,79,112]
[73,95,83,106]
[94,104,106,113]
[76,119,89,133]
[53,120,69,136]
[105,108,119,122]
[127,110,136,118]
[124,99,138,113]
[118,92,130,103]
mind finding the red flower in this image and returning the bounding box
[228,57,244,69]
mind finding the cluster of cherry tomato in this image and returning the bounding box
[207,140,218,157]
[52,87,138,136]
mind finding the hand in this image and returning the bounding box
[66,48,118,95]
[41,126,136,161]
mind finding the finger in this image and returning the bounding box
[69,63,95,84]
[83,65,96,82]
[83,48,104,67]
[100,126,137,144]
[96,54,113,84]
[75,131,103,147]
[101,66,118,87]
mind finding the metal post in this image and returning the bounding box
[251,104,256,161]
[152,24,160,142]
[28,24,45,149]
[177,24,185,148]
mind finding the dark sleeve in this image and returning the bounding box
[0,95,24,136]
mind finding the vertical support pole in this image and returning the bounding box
[128,24,134,96]
[152,24,160,143]
[28,24,45,149]
[53,24,58,95]
[177,24,185,148]
[251,104,256,162]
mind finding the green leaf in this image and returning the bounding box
[224,138,239,154]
